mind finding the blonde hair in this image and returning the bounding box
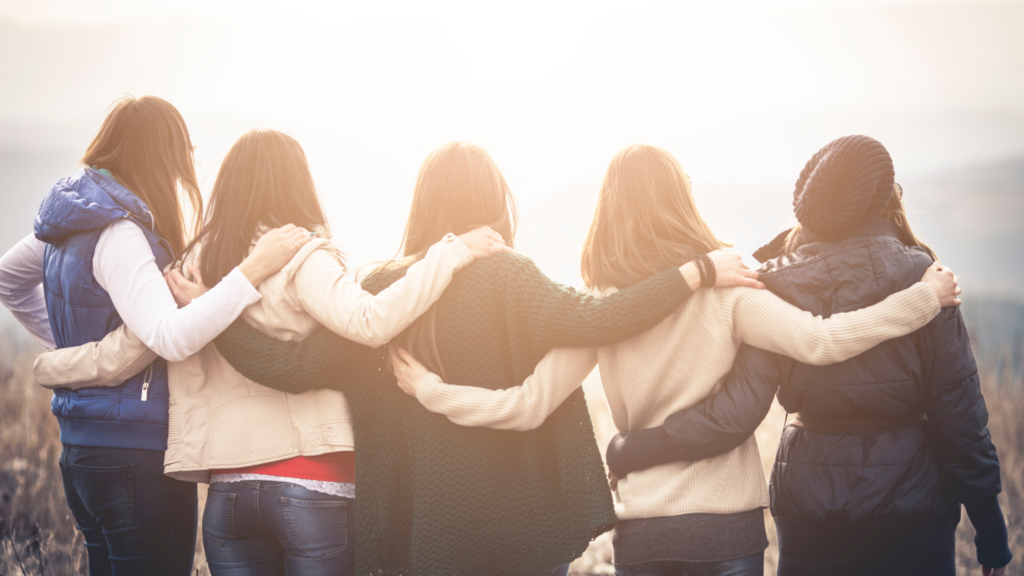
[389,142,519,379]
[82,96,202,257]
[784,183,936,260]
[581,144,728,290]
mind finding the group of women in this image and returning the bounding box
[0,95,1010,576]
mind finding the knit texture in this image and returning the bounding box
[213,251,694,576]
[793,135,894,237]
[414,282,940,523]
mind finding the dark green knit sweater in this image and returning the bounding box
[214,251,693,576]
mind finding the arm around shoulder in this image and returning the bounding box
[415,346,599,431]
[731,282,939,366]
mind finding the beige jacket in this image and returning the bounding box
[413,282,941,520]
[34,234,474,483]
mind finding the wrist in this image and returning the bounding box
[680,262,701,291]
[237,259,272,288]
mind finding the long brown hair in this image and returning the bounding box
[784,183,936,259]
[581,144,728,291]
[182,129,332,286]
[390,142,518,378]
[81,96,202,256]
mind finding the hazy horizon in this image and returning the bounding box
[1,0,1022,321]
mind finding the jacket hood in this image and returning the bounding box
[34,168,155,244]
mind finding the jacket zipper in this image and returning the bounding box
[141,364,153,402]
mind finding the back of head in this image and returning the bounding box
[785,135,934,259]
[581,144,727,291]
[184,129,329,286]
[792,135,894,239]
[81,95,201,256]
[400,142,518,257]
[393,142,519,378]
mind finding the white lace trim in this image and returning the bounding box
[210,474,355,499]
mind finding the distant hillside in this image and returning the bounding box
[901,157,1024,298]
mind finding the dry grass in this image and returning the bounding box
[0,336,1020,576]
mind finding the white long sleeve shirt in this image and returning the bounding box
[0,220,262,361]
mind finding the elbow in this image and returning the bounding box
[162,351,189,363]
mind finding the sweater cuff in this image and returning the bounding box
[415,372,448,412]
[439,234,475,269]
[912,281,942,318]
[964,494,1013,568]
[605,426,675,478]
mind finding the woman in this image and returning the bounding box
[0,97,312,576]
[31,129,509,576]
[604,136,1011,575]
[386,143,961,576]
[206,141,764,576]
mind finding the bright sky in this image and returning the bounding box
[1,0,1022,277]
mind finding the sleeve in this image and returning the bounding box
[415,347,599,431]
[503,256,693,357]
[604,345,781,478]
[295,236,474,348]
[93,220,263,362]
[33,324,157,390]
[213,319,381,395]
[729,282,940,365]
[0,234,55,348]
[919,307,1010,568]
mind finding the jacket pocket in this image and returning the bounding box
[202,490,237,549]
[70,463,133,528]
[281,497,348,558]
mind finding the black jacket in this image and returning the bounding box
[605,218,1011,569]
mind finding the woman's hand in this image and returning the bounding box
[238,224,314,287]
[458,226,511,260]
[982,566,1005,576]
[921,262,961,307]
[391,347,429,397]
[165,264,208,307]
[680,250,764,290]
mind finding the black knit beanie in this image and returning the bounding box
[792,135,895,237]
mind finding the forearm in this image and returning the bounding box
[737,282,939,365]
[97,221,262,362]
[214,320,379,394]
[298,237,473,348]
[33,324,157,389]
[516,264,693,353]
[415,347,597,431]
[964,494,1012,569]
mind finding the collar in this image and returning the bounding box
[753,217,902,263]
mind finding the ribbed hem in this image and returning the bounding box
[58,417,168,451]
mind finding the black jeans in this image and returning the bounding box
[203,481,355,576]
[58,443,198,576]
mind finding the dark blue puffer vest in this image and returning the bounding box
[35,168,173,451]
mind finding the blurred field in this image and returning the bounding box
[0,334,1021,575]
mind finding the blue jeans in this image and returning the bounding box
[615,552,764,576]
[58,443,198,576]
[203,481,355,576]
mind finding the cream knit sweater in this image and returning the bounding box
[415,282,941,521]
